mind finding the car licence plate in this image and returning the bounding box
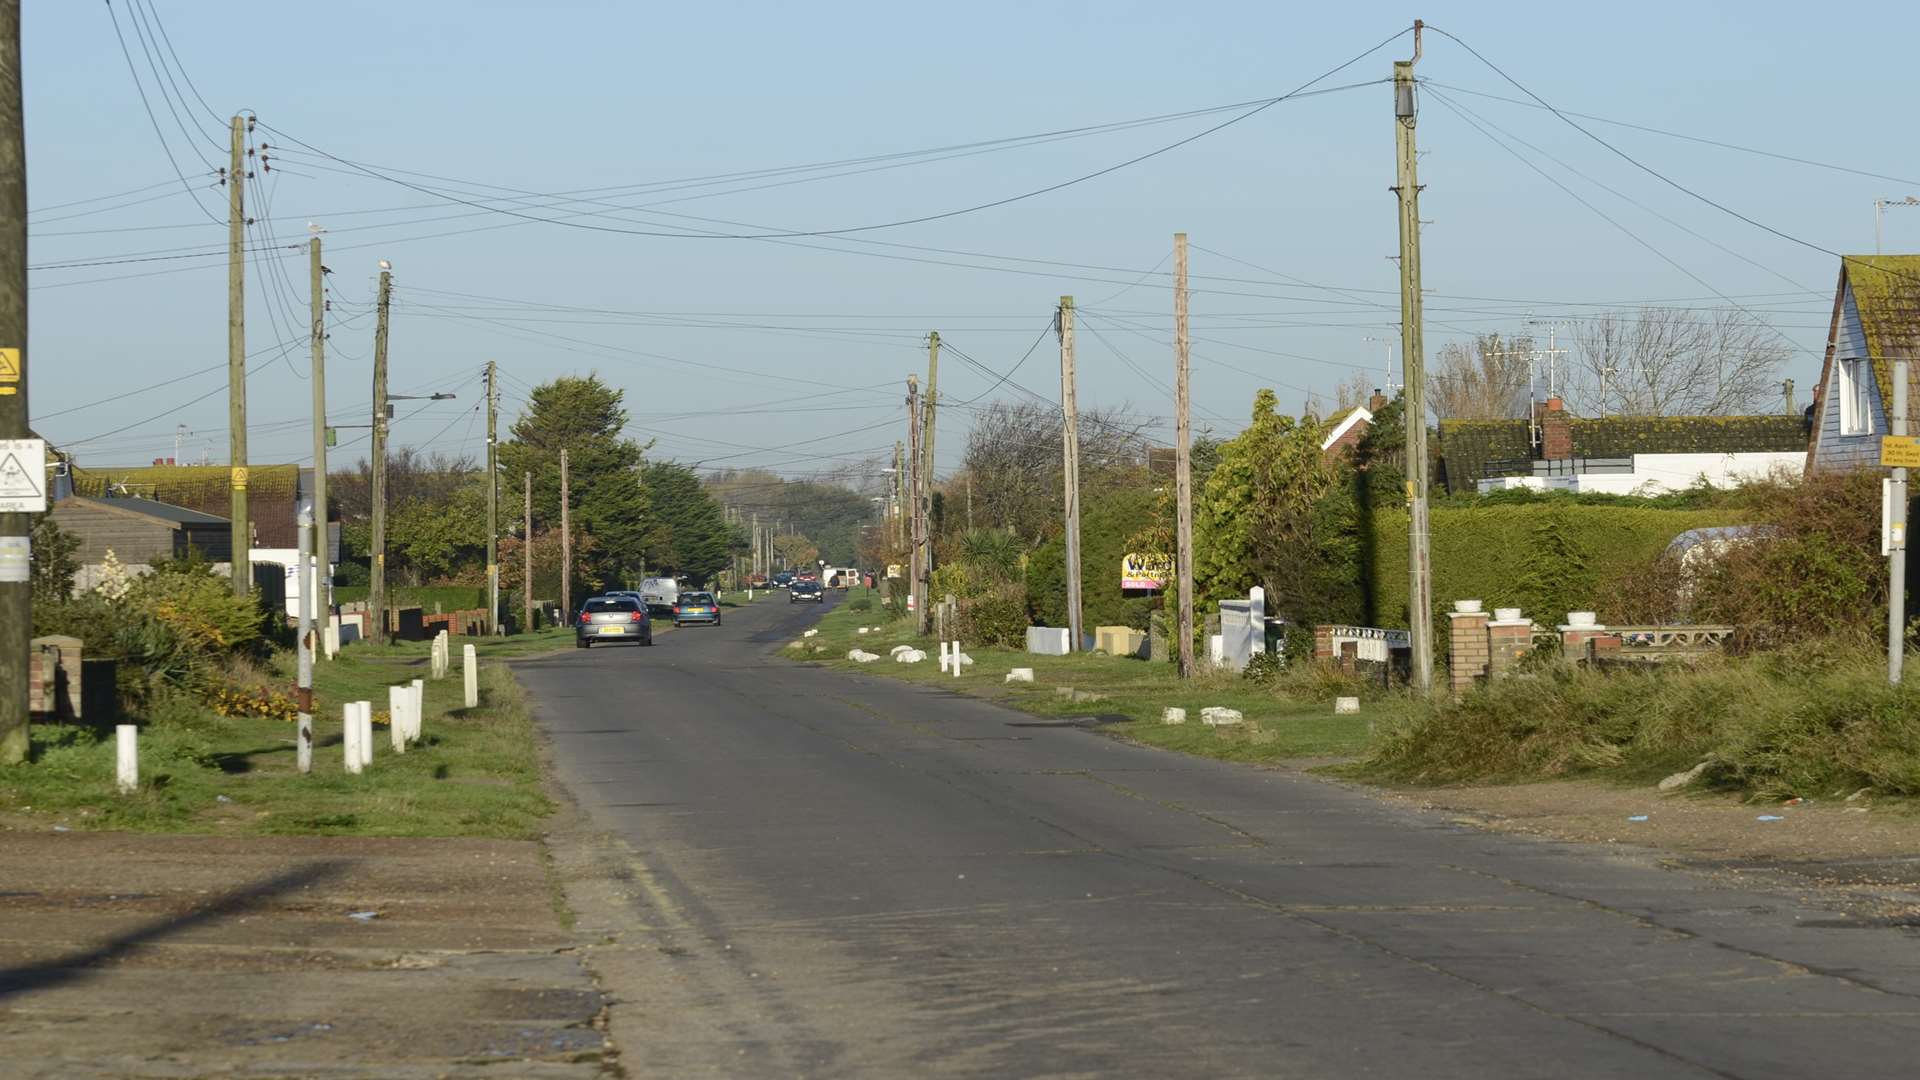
[597,625,624,635]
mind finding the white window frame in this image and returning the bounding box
[1840,357,1875,436]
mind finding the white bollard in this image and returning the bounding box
[410,679,425,742]
[938,641,950,672]
[357,702,374,767]
[748,588,753,601]
[323,621,340,660]
[115,724,137,794]
[463,644,478,709]
[389,686,409,753]
[343,703,363,774]
[951,641,961,678]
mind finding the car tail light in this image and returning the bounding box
[630,611,644,623]
[578,611,589,624]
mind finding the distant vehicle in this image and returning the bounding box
[823,566,859,588]
[789,579,824,603]
[772,571,794,588]
[673,591,722,627]
[638,576,679,606]
[575,595,652,649]
[747,573,769,589]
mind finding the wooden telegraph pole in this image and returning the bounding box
[1058,296,1083,653]
[893,440,905,549]
[922,331,939,583]
[1394,24,1435,692]
[485,361,499,634]
[308,235,328,636]
[522,472,533,633]
[227,115,250,595]
[1173,235,1196,678]
[908,375,927,633]
[0,0,29,764]
[367,266,392,639]
[560,448,572,620]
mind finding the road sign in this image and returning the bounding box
[0,438,46,512]
[0,348,18,395]
[1883,436,1920,468]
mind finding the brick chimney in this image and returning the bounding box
[1540,395,1572,460]
[1368,389,1388,412]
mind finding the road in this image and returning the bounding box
[524,594,1920,1079]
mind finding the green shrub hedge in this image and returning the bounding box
[1366,502,1744,628]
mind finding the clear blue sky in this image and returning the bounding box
[22,1,1920,476]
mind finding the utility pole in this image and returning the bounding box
[560,448,571,619]
[367,267,392,639]
[1891,357,1909,685]
[522,471,533,634]
[1058,295,1083,653]
[485,361,499,634]
[908,375,927,633]
[1173,235,1196,678]
[922,331,940,576]
[227,114,250,595]
[0,0,29,765]
[892,440,905,549]
[308,235,328,636]
[1394,24,1435,693]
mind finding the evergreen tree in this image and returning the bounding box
[498,375,652,584]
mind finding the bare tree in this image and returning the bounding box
[1428,333,1535,420]
[1331,372,1379,413]
[1569,307,1787,416]
[961,399,1157,542]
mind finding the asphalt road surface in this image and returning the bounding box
[523,594,1920,1078]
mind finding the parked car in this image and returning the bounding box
[789,579,824,603]
[772,571,794,588]
[673,591,722,627]
[575,596,652,648]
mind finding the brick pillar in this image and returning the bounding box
[1558,612,1607,662]
[1313,625,1335,662]
[1447,601,1490,697]
[1487,608,1533,680]
[1541,396,1572,460]
[1338,640,1359,673]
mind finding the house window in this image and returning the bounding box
[1840,358,1875,436]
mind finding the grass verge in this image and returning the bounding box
[793,602,1375,763]
[0,629,576,837]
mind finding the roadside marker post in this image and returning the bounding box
[463,644,478,709]
[951,641,961,679]
[410,679,425,742]
[115,725,137,794]
[357,702,373,768]
[343,704,362,774]
[389,686,408,753]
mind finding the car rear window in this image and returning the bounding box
[680,593,713,604]
[584,599,637,613]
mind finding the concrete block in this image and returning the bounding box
[1055,687,1077,699]
[889,644,915,656]
[1162,707,1187,725]
[1005,668,1034,684]
[1334,696,1360,715]
[894,649,926,663]
[1201,706,1244,726]
[848,649,880,663]
[1026,626,1071,656]
[1070,690,1108,703]
[1094,625,1147,658]
[803,629,819,638]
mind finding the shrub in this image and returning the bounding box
[128,563,267,656]
[847,596,874,612]
[1358,639,1920,797]
[958,583,1030,648]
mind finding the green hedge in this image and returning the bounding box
[1367,502,1744,628]
[332,585,487,611]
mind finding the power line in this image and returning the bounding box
[102,0,222,225]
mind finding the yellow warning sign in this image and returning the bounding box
[0,348,18,382]
[1882,436,1920,469]
[231,466,249,491]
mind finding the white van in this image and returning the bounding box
[638,576,679,606]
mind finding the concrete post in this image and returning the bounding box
[1247,586,1266,660]
[463,644,478,709]
[410,679,425,742]
[115,725,137,794]
[389,686,408,753]
[357,702,373,767]
[343,703,362,774]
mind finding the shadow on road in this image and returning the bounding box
[0,859,350,1002]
